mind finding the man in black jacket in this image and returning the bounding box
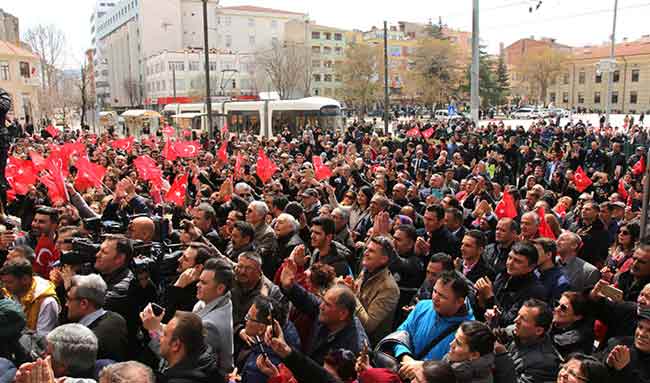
[392,224,425,313]
[570,201,609,268]
[66,273,128,362]
[600,308,650,382]
[483,218,519,276]
[459,230,495,284]
[617,244,650,302]
[416,204,460,260]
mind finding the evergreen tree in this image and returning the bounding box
[461,45,499,108]
[430,16,446,40]
[496,54,510,105]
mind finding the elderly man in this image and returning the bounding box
[301,188,322,226]
[191,202,221,248]
[557,231,600,292]
[484,218,519,276]
[331,207,354,250]
[520,212,539,241]
[274,213,304,263]
[99,361,156,383]
[66,273,128,361]
[246,201,278,279]
[127,216,155,242]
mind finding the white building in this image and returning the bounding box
[90,1,117,109]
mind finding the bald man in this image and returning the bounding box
[128,216,155,242]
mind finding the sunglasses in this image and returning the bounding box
[557,303,570,313]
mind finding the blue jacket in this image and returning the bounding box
[394,300,474,361]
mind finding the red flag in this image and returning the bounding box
[494,190,518,219]
[422,127,435,139]
[5,157,37,195]
[163,140,178,161]
[162,125,176,137]
[74,157,106,191]
[45,124,59,138]
[234,152,243,179]
[40,170,68,203]
[62,142,87,158]
[312,156,332,181]
[173,141,201,158]
[111,137,135,153]
[46,150,69,177]
[633,157,645,176]
[33,235,60,278]
[142,135,158,149]
[218,140,228,163]
[573,166,593,193]
[165,174,188,206]
[537,207,556,239]
[30,151,46,171]
[406,127,420,138]
[256,148,278,184]
[553,203,567,219]
[618,179,629,200]
[134,155,163,187]
[221,120,229,135]
[183,129,192,138]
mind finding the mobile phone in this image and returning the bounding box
[255,335,269,358]
[151,303,165,316]
[599,284,624,301]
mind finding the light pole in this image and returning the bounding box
[383,21,389,135]
[470,0,480,124]
[604,0,619,127]
[202,0,214,138]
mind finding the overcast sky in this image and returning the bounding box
[6,0,650,68]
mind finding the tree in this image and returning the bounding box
[461,46,499,108]
[495,54,510,105]
[519,46,568,104]
[430,16,446,40]
[256,42,311,100]
[24,25,66,91]
[334,42,382,117]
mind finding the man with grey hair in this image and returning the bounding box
[246,200,278,279]
[191,202,221,248]
[47,323,98,379]
[332,207,354,250]
[557,231,600,292]
[66,274,128,362]
[274,213,304,263]
[99,361,155,383]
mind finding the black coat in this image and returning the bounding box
[485,273,546,327]
[550,319,594,358]
[87,310,129,362]
[158,347,224,383]
[601,336,650,383]
[483,243,513,277]
[461,257,495,284]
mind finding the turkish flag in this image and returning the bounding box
[29,151,46,171]
[5,157,37,195]
[62,142,87,158]
[553,203,567,219]
[165,174,188,206]
[633,157,645,176]
[111,137,135,153]
[33,235,60,278]
[422,127,435,139]
[40,169,68,203]
[406,127,420,137]
[45,124,59,138]
[234,152,243,179]
[163,140,178,161]
[573,166,593,193]
[256,148,278,184]
[618,179,629,200]
[46,150,69,177]
[312,156,332,181]
[494,190,518,219]
[134,156,163,187]
[173,141,201,158]
[162,125,176,137]
[537,207,556,239]
[74,157,106,191]
[218,140,228,163]
[142,135,158,149]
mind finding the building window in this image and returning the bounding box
[312,60,320,68]
[324,74,332,82]
[595,73,602,83]
[249,35,255,46]
[613,70,620,83]
[313,74,321,82]
[578,71,585,84]
[169,61,184,71]
[632,69,640,82]
[334,74,342,82]
[612,91,618,103]
[323,46,332,55]
[271,20,278,29]
[630,91,638,104]
[19,62,30,78]
[225,16,231,26]
[335,47,342,55]
[248,18,255,27]
[0,62,9,80]
[312,46,320,54]
[175,79,185,90]
[578,92,584,104]
[324,32,331,40]
[209,61,217,71]
[550,92,556,103]
[189,61,200,71]
[314,88,320,95]
[311,32,320,40]
[225,35,232,48]
[562,92,569,103]
[324,60,332,68]
[594,92,601,104]
[563,73,569,85]
[334,33,342,41]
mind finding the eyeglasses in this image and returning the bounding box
[244,314,270,326]
[558,364,587,382]
[556,303,570,313]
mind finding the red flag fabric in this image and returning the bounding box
[173,141,201,158]
[256,148,278,184]
[30,151,46,171]
[406,127,420,138]
[312,156,332,181]
[618,179,629,200]
[537,207,556,239]
[183,129,192,138]
[573,166,593,193]
[422,127,435,139]
[133,155,163,187]
[62,142,87,158]
[46,150,69,177]
[165,174,188,206]
[218,140,228,163]
[45,124,59,138]
[162,125,176,137]
[74,157,106,191]
[494,190,518,219]
[234,152,243,179]
[40,170,68,203]
[5,157,37,195]
[163,140,178,161]
[141,135,157,149]
[221,120,229,135]
[33,235,60,278]
[633,157,646,176]
[553,203,567,219]
[111,137,135,153]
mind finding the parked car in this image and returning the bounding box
[548,108,570,118]
[511,107,538,119]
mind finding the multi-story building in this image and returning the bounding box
[90,1,117,110]
[143,49,257,106]
[0,9,19,45]
[0,40,41,124]
[546,36,650,114]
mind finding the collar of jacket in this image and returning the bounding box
[504,272,537,290]
[360,265,390,286]
[446,353,495,381]
[201,291,232,314]
[102,266,130,286]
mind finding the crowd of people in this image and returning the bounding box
[1,86,650,383]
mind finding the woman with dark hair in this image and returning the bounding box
[602,223,640,283]
[551,292,595,358]
[557,353,609,383]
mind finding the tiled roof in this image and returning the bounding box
[0,40,39,59]
[219,5,305,16]
[572,38,650,60]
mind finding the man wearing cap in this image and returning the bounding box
[301,188,322,227]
